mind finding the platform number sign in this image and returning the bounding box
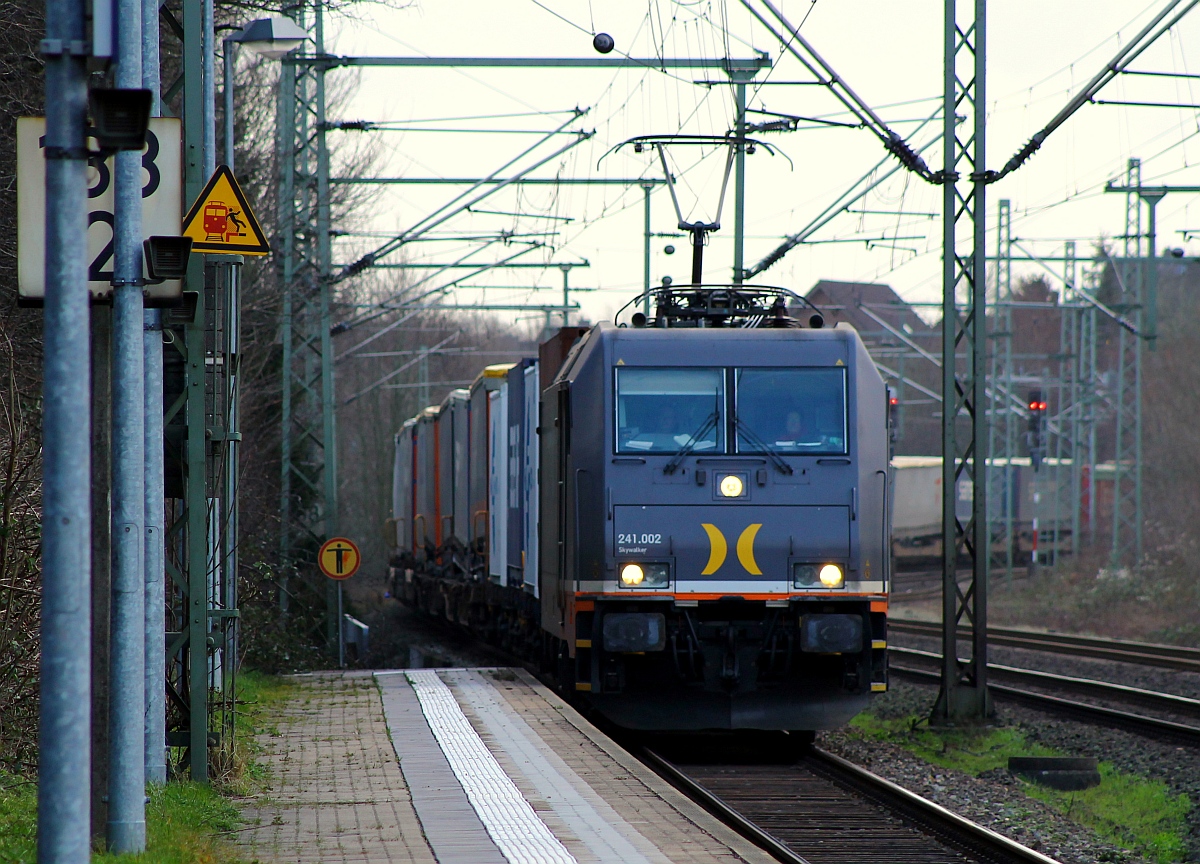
[16,116,183,301]
[318,537,361,581]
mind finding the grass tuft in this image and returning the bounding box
[0,669,298,862]
[1024,764,1190,864]
[0,773,249,863]
[849,711,1190,863]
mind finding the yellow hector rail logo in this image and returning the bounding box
[181,165,270,255]
[318,537,361,581]
[700,523,763,575]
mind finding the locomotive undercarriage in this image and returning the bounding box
[574,599,887,730]
[391,549,887,731]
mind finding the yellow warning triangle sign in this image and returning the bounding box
[181,165,270,255]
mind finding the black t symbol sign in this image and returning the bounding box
[333,543,348,573]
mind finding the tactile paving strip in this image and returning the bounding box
[405,669,579,864]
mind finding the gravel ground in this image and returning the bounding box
[819,680,1189,864]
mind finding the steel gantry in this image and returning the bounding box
[1102,165,1200,566]
[276,27,770,641]
[277,0,337,637]
[932,0,992,724]
[133,0,243,782]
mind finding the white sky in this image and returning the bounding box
[305,0,1200,328]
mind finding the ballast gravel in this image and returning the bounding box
[819,681,1164,864]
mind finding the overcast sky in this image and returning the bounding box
[300,0,1200,328]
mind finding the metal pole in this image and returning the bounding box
[642,185,652,317]
[337,583,344,668]
[141,0,166,788]
[181,0,210,781]
[732,78,747,285]
[107,0,147,846]
[277,24,296,600]
[560,265,570,326]
[315,0,339,649]
[142,308,165,784]
[224,37,235,171]
[938,0,958,716]
[934,0,989,725]
[202,0,215,176]
[38,0,92,856]
[970,0,990,719]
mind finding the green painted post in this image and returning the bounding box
[933,0,990,725]
[314,0,339,647]
[180,0,211,782]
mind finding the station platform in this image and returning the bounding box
[239,668,777,864]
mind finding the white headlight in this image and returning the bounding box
[819,564,843,588]
[719,474,744,497]
[620,563,645,586]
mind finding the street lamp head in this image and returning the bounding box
[231,16,309,60]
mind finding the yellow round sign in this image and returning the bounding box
[318,537,361,580]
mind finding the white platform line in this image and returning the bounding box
[405,669,579,864]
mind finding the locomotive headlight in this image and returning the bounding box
[719,474,745,498]
[819,564,844,588]
[620,563,645,586]
[619,562,670,588]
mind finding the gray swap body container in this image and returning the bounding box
[436,389,470,548]
[504,359,537,588]
[391,418,417,554]
[413,407,438,558]
[468,366,513,562]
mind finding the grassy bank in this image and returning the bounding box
[0,777,247,864]
[850,711,1191,863]
[0,670,297,862]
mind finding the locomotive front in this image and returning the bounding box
[539,304,890,731]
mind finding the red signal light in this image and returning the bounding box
[889,397,899,406]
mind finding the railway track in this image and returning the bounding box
[642,746,1060,864]
[888,619,1200,673]
[890,648,1200,745]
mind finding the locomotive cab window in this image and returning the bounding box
[615,368,725,454]
[735,368,848,455]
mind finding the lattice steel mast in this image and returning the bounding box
[933,0,991,723]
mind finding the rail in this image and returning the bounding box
[888,619,1200,673]
[642,746,1063,864]
[890,655,1200,746]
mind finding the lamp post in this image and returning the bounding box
[224,16,309,172]
[209,16,307,702]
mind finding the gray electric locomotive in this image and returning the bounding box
[389,285,891,733]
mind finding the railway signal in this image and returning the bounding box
[1026,390,1047,472]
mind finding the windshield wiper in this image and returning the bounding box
[734,416,794,475]
[663,410,719,475]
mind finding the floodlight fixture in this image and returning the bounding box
[230,16,309,60]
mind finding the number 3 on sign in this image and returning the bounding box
[16,116,183,301]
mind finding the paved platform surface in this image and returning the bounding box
[238,668,776,864]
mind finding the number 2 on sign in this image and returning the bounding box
[84,130,162,282]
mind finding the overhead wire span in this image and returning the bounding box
[745,109,942,278]
[1013,241,1141,336]
[991,0,1200,182]
[738,0,936,181]
[334,115,595,284]
[334,242,545,336]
